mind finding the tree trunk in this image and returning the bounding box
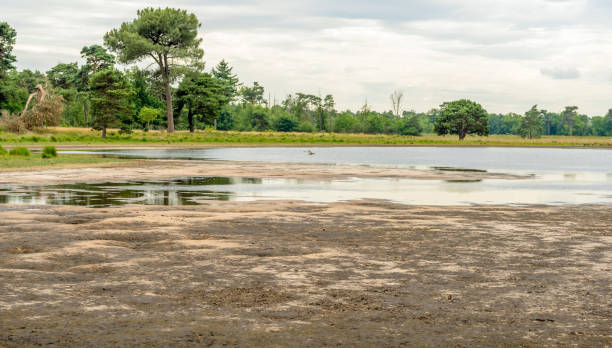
[102,126,107,138]
[188,108,194,133]
[160,56,174,133]
[83,101,89,125]
[214,119,217,130]
[569,123,573,137]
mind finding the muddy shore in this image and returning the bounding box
[0,159,525,186]
[0,200,610,347]
[0,159,610,347]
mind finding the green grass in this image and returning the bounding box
[0,154,126,170]
[9,147,30,156]
[42,146,58,158]
[0,127,611,147]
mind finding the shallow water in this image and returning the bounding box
[1,174,611,207]
[64,146,612,173]
[2,147,610,207]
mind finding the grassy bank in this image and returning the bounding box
[0,154,127,171]
[1,127,611,147]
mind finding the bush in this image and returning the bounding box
[42,146,57,158]
[0,144,7,155]
[9,147,30,156]
[275,116,298,132]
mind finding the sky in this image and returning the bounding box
[2,0,612,115]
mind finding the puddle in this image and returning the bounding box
[1,175,611,207]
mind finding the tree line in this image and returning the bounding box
[1,9,612,139]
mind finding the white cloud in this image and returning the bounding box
[3,0,612,115]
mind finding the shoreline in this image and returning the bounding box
[4,143,612,150]
[0,159,527,186]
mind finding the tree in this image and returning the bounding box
[47,63,79,89]
[80,45,115,74]
[211,59,240,100]
[0,22,17,75]
[175,72,228,132]
[518,105,545,139]
[561,106,578,136]
[104,7,204,133]
[240,82,265,105]
[138,106,161,130]
[390,90,403,118]
[89,69,134,138]
[434,99,489,140]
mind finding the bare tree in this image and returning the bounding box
[390,90,404,117]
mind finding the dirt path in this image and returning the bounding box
[0,159,525,186]
[0,201,610,347]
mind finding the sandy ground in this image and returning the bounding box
[0,159,525,186]
[0,201,610,347]
[0,160,610,347]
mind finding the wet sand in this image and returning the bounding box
[0,159,524,186]
[0,160,610,347]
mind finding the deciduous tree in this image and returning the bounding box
[434,99,489,140]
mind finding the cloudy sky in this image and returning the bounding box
[3,0,612,115]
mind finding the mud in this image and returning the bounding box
[0,159,525,186]
[0,201,610,347]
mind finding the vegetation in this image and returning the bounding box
[41,146,57,158]
[1,13,612,142]
[1,128,612,147]
[435,100,489,140]
[104,7,204,133]
[8,146,30,156]
[0,153,126,170]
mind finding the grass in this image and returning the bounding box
[0,127,611,147]
[0,153,127,170]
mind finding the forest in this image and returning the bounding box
[1,9,612,139]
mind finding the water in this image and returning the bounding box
[63,146,612,173]
[1,147,610,207]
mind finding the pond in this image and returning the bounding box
[2,146,612,207]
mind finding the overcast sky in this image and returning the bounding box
[3,0,612,115]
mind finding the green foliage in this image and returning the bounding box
[104,7,205,132]
[518,105,545,139]
[0,22,17,75]
[398,115,423,136]
[561,106,579,136]
[9,146,30,156]
[275,115,298,132]
[80,45,115,74]
[175,72,229,132]
[89,68,134,138]
[435,99,489,140]
[42,145,57,158]
[212,60,240,100]
[138,106,161,129]
[47,63,79,89]
[241,82,266,105]
[0,144,7,155]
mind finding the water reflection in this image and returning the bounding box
[0,175,610,207]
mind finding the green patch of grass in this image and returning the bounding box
[42,146,58,159]
[1,127,612,147]
[0,154,126,170]
[9,147,30,156]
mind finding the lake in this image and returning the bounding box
[1,146,610,207]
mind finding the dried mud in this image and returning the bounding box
[0,201,610,347]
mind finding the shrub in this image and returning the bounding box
[0,144,7,155]
[42,146,57,158]
[9,147,30,156]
